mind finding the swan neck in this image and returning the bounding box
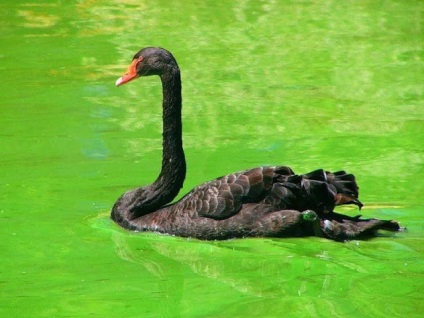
[111,66,186,224]
[152,68,186,201]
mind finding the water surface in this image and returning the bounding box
[1,1,423,317]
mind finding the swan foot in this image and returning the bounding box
[319,216,402,241]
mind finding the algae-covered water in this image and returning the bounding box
[1,1,423,317]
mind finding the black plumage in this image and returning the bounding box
[111,47,400,241]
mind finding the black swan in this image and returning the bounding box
[111,47,400,241]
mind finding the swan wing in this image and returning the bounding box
[178,166,363,220]
[178,166,294,220]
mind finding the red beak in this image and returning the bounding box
[115,57,142,86]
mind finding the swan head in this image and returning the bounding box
[116,47,179,86]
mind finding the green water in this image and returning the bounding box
[1,0,423,317]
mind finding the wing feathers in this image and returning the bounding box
[181,166,362,220]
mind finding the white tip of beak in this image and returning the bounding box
[115,77,124,87]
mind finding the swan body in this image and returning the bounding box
[111,47,400,241]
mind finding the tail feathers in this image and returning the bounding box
[300,169,361,203]
[266,168,363,214]
[330,174,363,209]
[267,173,337,214]
[324,170,363,209]
[300,179,336,213]
[302,169,328,182]
[326,171,359,195]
